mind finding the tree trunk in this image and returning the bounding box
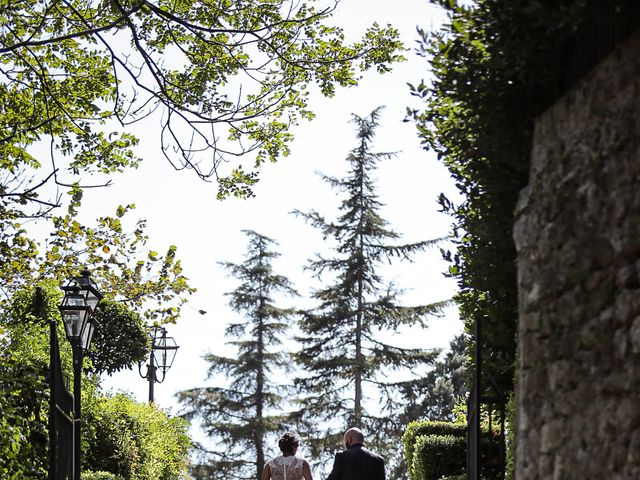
[256,291,266,480]
[355,285,363,426]
[354,155,365,427]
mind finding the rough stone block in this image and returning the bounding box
[516,28,640,479]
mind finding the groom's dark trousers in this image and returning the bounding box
[326,444,385,480]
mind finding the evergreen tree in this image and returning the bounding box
[398,333,468,423]
[293,108,448,475]
[178,231,296,480]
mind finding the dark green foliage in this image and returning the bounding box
[402,420,467,477]
[83,393,191,479]
[399,334,468,424]
[406,2,638,479]
[293,108,447,474]
[0,350,49,479]
[410,4,633,477]
[443,334,468,404]
[504,392,517,480]
[412,434,466,480]
[410,0,588,394]
[0,285,62,479]
[88,299,150,375]
[404,418,503,480]
[6,285,151,377]
[0,207,195,475]
[178,231,296,480]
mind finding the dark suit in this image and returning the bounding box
[327,444,385,480]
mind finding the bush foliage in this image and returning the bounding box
[411,2,639,477]
[88,299,150,375]
[413,434,467,480]
[82,472,125,480]
[0,285,60,479]
[0,286,191,478]
[403,420,466,480]
[404,418,506,480]
[83,393,191,480]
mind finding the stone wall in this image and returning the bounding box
[514,30,640,478]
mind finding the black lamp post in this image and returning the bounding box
[58,269,103,480]
[139,326,179,402]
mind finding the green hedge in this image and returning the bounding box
[413,434,466,480]
[404,419,504,480]
[403,420,467,477]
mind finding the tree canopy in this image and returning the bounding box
[0,0,405,207]
[0,195,194,324]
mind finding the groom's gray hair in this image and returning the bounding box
[345,427,365,443]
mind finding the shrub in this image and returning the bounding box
[403,418,505,480]
[83,393,191,480]
[403,420,467,478]
[83,472,125,480]
[87,299,150,375]
[412,434,466,480]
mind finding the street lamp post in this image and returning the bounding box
[58,270,103,480]
[139,326,179,403]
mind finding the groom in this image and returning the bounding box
[327,427,385,480]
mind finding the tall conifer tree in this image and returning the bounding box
[178,231,296,480]
[398,333,468,423]
[293,108,448,475]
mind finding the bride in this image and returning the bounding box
[262,432,313,480]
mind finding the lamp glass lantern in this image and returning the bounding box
[58,270,103,351]
[153,334,179,374]
[75,269,102,312]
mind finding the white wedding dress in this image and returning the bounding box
[267,455,305,480]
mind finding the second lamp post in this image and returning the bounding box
[139,326,179,402]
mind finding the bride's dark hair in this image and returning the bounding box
[278,432,300,455]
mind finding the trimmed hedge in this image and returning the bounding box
[403,420,467,477]
[413,434,466,480]
[404,419,506,480]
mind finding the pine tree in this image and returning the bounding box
[293,108,449,475]
[398,333,468,423]
[178,231,296,480]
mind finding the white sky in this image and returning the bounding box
[92,0,463,453]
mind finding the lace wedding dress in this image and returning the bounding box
[267,455,305,480]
